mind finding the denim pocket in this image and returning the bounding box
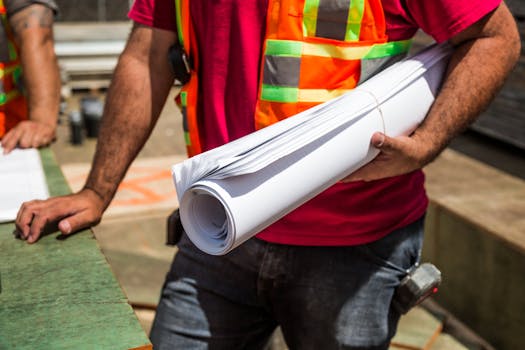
[357,217,424,274]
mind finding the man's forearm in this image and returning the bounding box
[11,4,60,125]
[83,26,176,209]
[412,3,520,165]
[342,3,520,183]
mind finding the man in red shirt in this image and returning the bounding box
[16,0,520,348]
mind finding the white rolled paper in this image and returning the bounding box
[172,43,452,255]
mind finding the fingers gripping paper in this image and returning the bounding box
[172,44,452,255]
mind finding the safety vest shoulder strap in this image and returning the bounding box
[1,0,23,104]
[174,0,202,156]
[0,0,18,61]
[174,0,189,54]
[0,0,27,137]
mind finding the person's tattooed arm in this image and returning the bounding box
[1,3,60,154]
[9,3,54,34]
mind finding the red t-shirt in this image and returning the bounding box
[129,0,500,246]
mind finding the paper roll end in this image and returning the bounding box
[179,187,234,255]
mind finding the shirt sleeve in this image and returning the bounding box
[404,0,502,42]
[128,0,177,32]
[5,0,58,17]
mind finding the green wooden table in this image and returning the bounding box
[0,148,152,350]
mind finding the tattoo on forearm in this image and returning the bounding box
[10,6,53,34]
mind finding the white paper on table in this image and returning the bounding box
[0,147,49,223]
[172,43,452,255]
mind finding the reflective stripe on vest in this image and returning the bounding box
[303,0,366,41]
[259,38,411,103]
[0,64,23,104]
[0,0,27,137]
[174,0,411,156]
[174,0,201,157]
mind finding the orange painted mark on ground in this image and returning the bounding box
[112,168,176,206]
[64,165,177,206]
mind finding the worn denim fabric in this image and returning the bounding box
[150,217,424,350]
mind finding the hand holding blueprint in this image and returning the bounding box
[0,147,49,223]
[172,44,452,255]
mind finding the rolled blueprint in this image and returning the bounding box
[172,44,452,255]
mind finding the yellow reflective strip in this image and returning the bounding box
[302,42,371,60]
[0,65,22,80]
[180,91,188,106]
[363,40,412,59]
[261,84,299,103]
[4,65,19,74]
[7,41,17,60]
[301,40,411,60]
[0,90,21,105]
[297,88,352,103]
[174,0,184,45]
[346,0,365,41]
[184,132,191,146]
[303,0,320,37]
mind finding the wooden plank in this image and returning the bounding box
[0,148,151,350]
[389,307,443,350]
[430,335,468,350]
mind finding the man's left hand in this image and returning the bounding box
[1,120,56,154]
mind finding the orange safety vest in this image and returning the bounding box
[175,0,411,157]
[0,0,27,138]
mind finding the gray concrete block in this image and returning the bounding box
[423,150,525,350]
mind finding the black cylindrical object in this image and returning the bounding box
[81,96,104,138]
[69,110,83,145]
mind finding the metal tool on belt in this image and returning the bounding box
[392,262,442,314]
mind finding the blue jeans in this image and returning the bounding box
[150,217,424,350]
